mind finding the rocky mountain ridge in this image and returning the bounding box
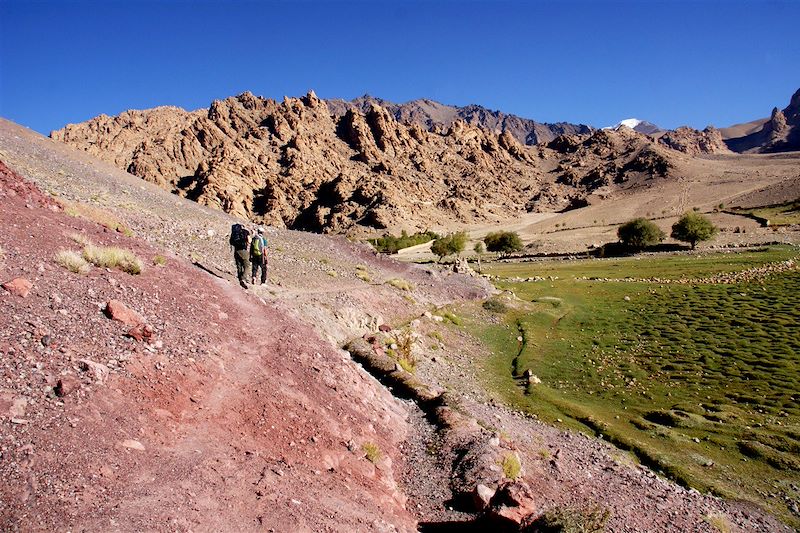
[326,95,593,146]
[51,91,689,236]
[724,88,800,153]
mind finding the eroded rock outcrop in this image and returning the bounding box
[52,91,683,234]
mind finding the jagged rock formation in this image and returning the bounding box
[326,95,593,145]
[724,88,800,153]
[52,91,679,235]
[658,126,731,155]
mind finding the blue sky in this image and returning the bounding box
[1,0,798,134]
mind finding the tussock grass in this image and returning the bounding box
[55,249,90,274]
[704,512,732,533]
[82,244,143,274]
[442,311,462,326]
[501,453,521,479]
[355,266,371,282]
[386,278,413,291]
[362,442,381,463]
[152,254,167,266]
[68,232,92,246]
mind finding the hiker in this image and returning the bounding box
[229,223,251,288]
[250,227,268,285]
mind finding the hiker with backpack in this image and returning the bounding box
[250,227,268,285]
[229,223,251,288]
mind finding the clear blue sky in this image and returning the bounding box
[1,0,798,134]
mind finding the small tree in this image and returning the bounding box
[671,212,717,250]
[617,218,665,250]
[484,231,523,254]
[430,231,467,262]
[473,241,485,272]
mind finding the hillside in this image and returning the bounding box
[3,119,796,531]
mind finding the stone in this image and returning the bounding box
[121,439,145,451]
[126,323,153,342]
[472,484,496,511]
[486,480,538,527]
[79,358,110,383]
[2,278,33,298]
[105,299,144,327]
[54,376,80,397]
[378,324,392,332]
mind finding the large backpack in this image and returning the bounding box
[250,235,263,258]
[230,223,250,250]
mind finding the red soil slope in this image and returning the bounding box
[0,161,416,531]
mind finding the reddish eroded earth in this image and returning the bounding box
[0,164,416,531]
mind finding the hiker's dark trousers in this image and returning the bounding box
[235,249,248,283]
[251,257,267,284]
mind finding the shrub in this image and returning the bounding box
[501,453,521,479]
[483,298,509,313]
[484,230,523,254]
[152,255,167,266]
[430,231,468,261]
[671,212,718,250]
[617,218,665,250]
[532,506,610,533]
[82,244,143,275]
[362,442,381,463]
[55,250,90,274]
[369,230,439,254]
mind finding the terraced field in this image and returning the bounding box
[480,246,800,527]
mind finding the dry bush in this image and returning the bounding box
[82,244,143,275]
[55,249,90,274]
[394,328,418,373]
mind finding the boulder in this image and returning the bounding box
[105,299,144,327]
[486,480,538,528]
[2,277,33,298]
[472,483,496,511]
[54,376,80,397]
[126,323,153,342]
[79,358,110,383]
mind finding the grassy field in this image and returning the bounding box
[478,245,800,527]
[730,200,800,226]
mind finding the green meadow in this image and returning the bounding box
[479,246,800,527]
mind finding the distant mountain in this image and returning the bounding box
[326,95,592,146]
[606,118,663,136]
[723,88,800,153]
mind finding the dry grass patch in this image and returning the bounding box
[386,278,414,291]
[82,244,143,275]
[362,442,381,463]
[55,249,90,274]
[62,200,134,236]
[68,232,93,246]
[152,254,167,266]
